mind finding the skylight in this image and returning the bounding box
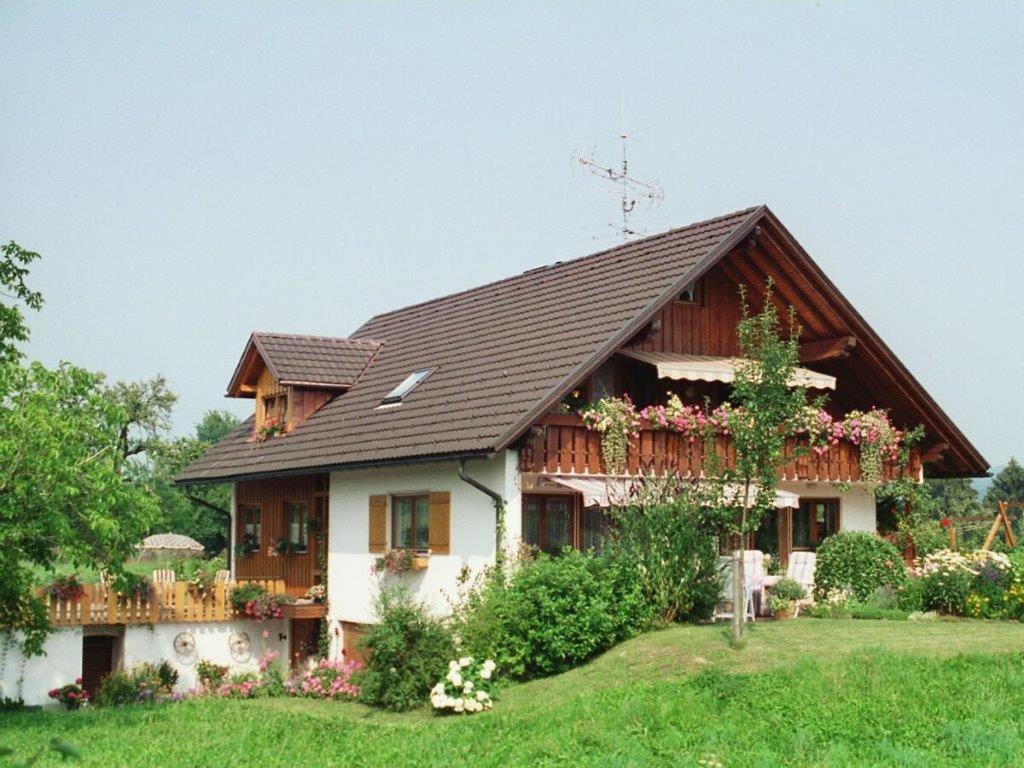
[380,368,432,406]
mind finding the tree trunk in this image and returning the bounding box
[732,548,745,642]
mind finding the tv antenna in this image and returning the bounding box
[572,128,664,240]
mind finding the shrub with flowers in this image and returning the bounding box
[286,659,362,700]
[430,657,495,715]
[305,584,326,603]
[195,659,229,690]
[912,549,1014,617]
[45,574,85,602]
[580,395,640,474]
[48,679,88,710]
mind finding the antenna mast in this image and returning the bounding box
[572,129,664,240]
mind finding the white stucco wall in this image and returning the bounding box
[326,452,520,642]
[1,629,83,707]
[3,620,288,708]
[779,480,878,532]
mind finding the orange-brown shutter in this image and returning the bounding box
[368,495,387,553]
[428,492,451,555]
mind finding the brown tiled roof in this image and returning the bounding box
[245,333,380,389]
[178,206,763,482]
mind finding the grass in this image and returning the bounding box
[4,620,1024,767]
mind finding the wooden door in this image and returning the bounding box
[81,635,115,697]
[289,619,321,670]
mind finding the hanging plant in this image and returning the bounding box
[579,395,640,474]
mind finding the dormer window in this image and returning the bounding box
[263,393,287,424]
[381,368,432,406]
[677,279,702,305]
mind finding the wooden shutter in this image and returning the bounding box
[428,491,451,555]
[368,495,387,553]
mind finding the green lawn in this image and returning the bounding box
[4,620,1024,767]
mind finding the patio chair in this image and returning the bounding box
[215,569,231,583]
[762,551,817,616]
[152,569,176,584]
[713,552,759,622]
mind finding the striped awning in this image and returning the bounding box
[540,476,799,510]
[620,350,836,390]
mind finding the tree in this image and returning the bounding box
[108,375,177,466]
[0,361,160,654]
[0,241,43,364]
[138,410,240,552]
[985,458,1024,506]
[0,242,160,655]
[925,478,982,518]
[699,285,807,642]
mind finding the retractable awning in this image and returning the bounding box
[620,350,836,390]
[540,476,799,510]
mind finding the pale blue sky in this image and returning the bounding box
[1,2,1021,470]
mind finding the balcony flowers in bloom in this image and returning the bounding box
[579,395,640,474]
[243,593,294,621]
[45,574,85,602]
[430,657,496,715]
[255,416,284,442]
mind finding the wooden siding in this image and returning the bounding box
[519,414,920,483]
[625,267,745,357]
[289,387,334,431]
[235,475,329,595]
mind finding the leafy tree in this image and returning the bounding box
[0,362,159,654]
[0,241,43,364]
[985,458,1024,506]
[925,478,983,518]
[108,375,177,466]
[0,242,159,655]
[699,284,808,641]
[137,410,240,552]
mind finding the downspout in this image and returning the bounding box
[458,458,507,571]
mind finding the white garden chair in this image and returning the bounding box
[214,569,231,583]
[762,551,816,616]
[152,569,176,584]
[714,551,762,622]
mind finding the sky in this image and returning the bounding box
[1,2,1021,471]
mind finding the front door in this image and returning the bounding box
[289,619,321,670]
[81,635,115,697]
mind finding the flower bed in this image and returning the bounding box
[430,657,495,715]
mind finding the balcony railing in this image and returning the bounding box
[519,414,920,483]
[42,579,295,627]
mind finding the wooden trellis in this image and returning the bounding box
[946,501,1022,550]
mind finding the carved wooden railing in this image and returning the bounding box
[519,414,920,483]
[42,579,287,627]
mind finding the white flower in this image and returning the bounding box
[448,660,460,673]
[463,680,474,693]
[475,690,489,702]
[447,671,463,687]
[453,698,464,713]
[459,657,472,668]
[430,682,445,696]
[482,659,496,673]
[480,667,491,680]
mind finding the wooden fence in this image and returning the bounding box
[43,579,287,627]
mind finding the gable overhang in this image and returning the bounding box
[494,205,988,478]
[225,334,281,398]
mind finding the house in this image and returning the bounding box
[4,205,987,705]
[177,203,986,658]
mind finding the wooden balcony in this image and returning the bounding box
[519,414,920,483]
[43,579,291,627]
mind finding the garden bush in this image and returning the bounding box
[459,550,648,681]
[605,498,720,623]
[358,587,455,712]
[814,531,905,600]
[94,661,177,707]
[921,569,973,615]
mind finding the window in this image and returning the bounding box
[240,505,261,549]
[523,495,573,554]
[581,506,612,554]
[392,495,429,551]
[676,279,702,304]
[792,499,840,550]
[262,393,287,425]
[381,369,432,406]
[285,502,309,552]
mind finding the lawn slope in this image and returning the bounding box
[3,620,1023,767]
